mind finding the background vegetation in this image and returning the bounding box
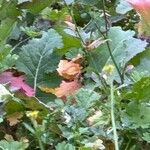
[0,0,150,149]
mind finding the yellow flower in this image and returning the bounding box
[102,64,114,75]
[26,111,39,119]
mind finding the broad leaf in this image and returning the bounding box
[16,29,63,93]
[116,0,132,14]
[88,27,147,81]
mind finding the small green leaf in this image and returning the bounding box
[75,88,101,109]
[18,0,53,14]
[55,26,81,55]
[0,18,16,42]
[121,102,150,129]
[128,77,150,101]
[55,141,75,150]
[142,133,150,143]
[0,140,27,150]
[77,0,99,5]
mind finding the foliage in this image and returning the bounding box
[0,0,150,149]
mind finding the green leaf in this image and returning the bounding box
[132,48,150,76]
[23,122,35,134]
[15,93,50,115]
[142,133,150,143]
[127,77,150,101]
[77,0,99,5]
[88,27,147,81]
[0,43,12,62]
[0,140,27,150]
[65,48,84,60]
[0,18,16,62]
[105,27,147,67]
[79,147,92,150]
[18,0,54,14]
[0,54,18,72]
[121,102,150,129]
[16,29,63,92]
[36,89,56,103]
[55,141,75,150]
[0,18,16,42]
[0,0,20,19]
[65,106,87,123]
[4,100,25,115]
[116,0,132,14]
[55,26,81,55]
[75,88,100,109]
[41,7,68,22]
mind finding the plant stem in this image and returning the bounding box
[100,0,124,84]
[38,137,45,150]
[110,81,119,150]
[63,0,108,89]
[63,0,85,45]
[10,37,31,53]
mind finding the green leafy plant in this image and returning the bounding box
[0,0,150,149]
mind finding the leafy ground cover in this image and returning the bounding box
[0,0,150,149]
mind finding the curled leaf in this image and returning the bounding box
[85,38,109,50]
[55,80,81,98]
[57,60,81,80]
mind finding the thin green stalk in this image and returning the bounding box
[38,137,45,150]
[32,119,45,150]
[110,81,119,150]
[63,0,108,90]
[125,139,131,150]
[10,37,31,53]
[100,0,124,84]
[63,0,85,45]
